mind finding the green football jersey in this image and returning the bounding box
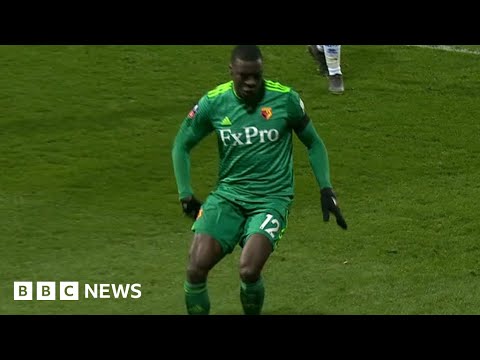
[176,80,307,204]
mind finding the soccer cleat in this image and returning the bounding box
[307,45,329,76]
[328,74,344,94]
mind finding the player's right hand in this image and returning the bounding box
[180,196,202,220]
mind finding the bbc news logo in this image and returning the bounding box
[13,282,142,300]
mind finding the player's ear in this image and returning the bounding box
[229,63,233,76]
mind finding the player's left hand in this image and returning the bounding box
[320,188,347,230]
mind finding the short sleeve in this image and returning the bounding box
[182,95,214,137]
[286,90,308,130]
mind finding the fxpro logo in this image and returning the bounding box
[219,126,279,146]
[13,281,142,301]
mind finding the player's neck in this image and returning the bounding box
[234,81,265,107]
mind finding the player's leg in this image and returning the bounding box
[238,233,272,315]
[184,233,223,315]
[238,209,287,315]
[185,193,245,315]
[323,45,345,94]
[307,45,328,76]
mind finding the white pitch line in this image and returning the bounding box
[408,45,480,55]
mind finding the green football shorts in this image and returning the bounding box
[192,192,289,254]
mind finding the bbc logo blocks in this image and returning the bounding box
[14,281,79,301]
[13,281,142,300]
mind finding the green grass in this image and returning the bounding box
[1,45,480,314]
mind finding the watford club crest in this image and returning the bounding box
[261,107,273,120]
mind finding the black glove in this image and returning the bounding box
[320,188,347,230]
[180,196,202,220]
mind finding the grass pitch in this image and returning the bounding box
[1,45,479,314]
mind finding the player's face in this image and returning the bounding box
[230,58,264,101]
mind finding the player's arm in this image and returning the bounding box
[287,92,347,230]
[171,96,214,219]
[287,92,331,190]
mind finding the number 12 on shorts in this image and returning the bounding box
[259,214,280,238]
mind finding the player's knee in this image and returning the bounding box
[239,263,261,283]
[186,264,208,284]
[187,253,209,283]
[186,234,223,284]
